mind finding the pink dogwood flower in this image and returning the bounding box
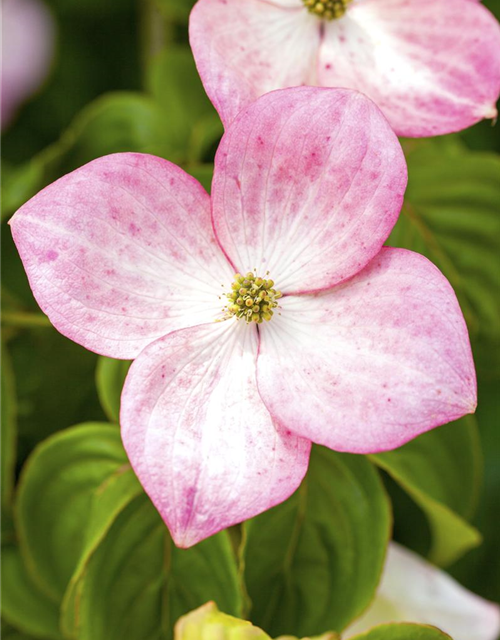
[345,543,500,640]
[10,87,476,547]
[189,0,500,137]
[1,0,55,130]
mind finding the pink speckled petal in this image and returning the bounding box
[212,86,406,294]
[10,153,233,359]
[189,0,319,126]
[318,0,500,137]
[120,320,311,548]
[345,543,500,640]
[257,248,476,454]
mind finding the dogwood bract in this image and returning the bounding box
[189,0,500,137]
[10,87,476,547]
[345,543,500,640]
[1,0,55,130]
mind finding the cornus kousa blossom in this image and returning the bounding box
[345,543,500,640]
[10,87,477,547]
[189,0,500,136]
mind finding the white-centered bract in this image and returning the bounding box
[10,87,476,546]
[189,0,500,137]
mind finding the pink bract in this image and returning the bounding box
[189,0,500,137]
[1,0,55,130]
[10,87,476,547]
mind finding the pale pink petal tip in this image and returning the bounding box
[120,321,311,548]
[9,153,233,360]
[345,543,500,640]
[257,248,476,454]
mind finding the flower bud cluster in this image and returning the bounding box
[224,272,282,324]
[302,0,352,20]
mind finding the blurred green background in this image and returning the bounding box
[2,0,500,638]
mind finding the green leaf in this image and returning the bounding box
[65,494,242,640]
[95,357,131,423]
[244,447,391,636]
[61,465,144,638]
[349,623,451,640]
[449,372,500,601]
[392,142,500,357]
[371,417,482,566]
[15,423,130,601]
[153,0,197,24]
[1,342,17,509]
[7,328,104,460]
[147,46,223,163]
[186,164,214,194]
[2,619,43,640]
[2,92,176,221]
[1,546,62,640]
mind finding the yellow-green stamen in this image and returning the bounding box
[302,0,352,20]
[222,271,282,324]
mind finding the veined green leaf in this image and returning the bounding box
[371,417,482,566]
[147,46,223,164]
[60,466,145,637]
[15,423,130,601]
[1,342,17,510]
[1,546,62,640]
[348,623,451,640]
[2,619,44,640]
[66,494,242,640]
[7,328,103,458]
[244,447,391,636]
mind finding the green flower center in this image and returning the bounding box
[222,272,282,324]
[302,0,352,20]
